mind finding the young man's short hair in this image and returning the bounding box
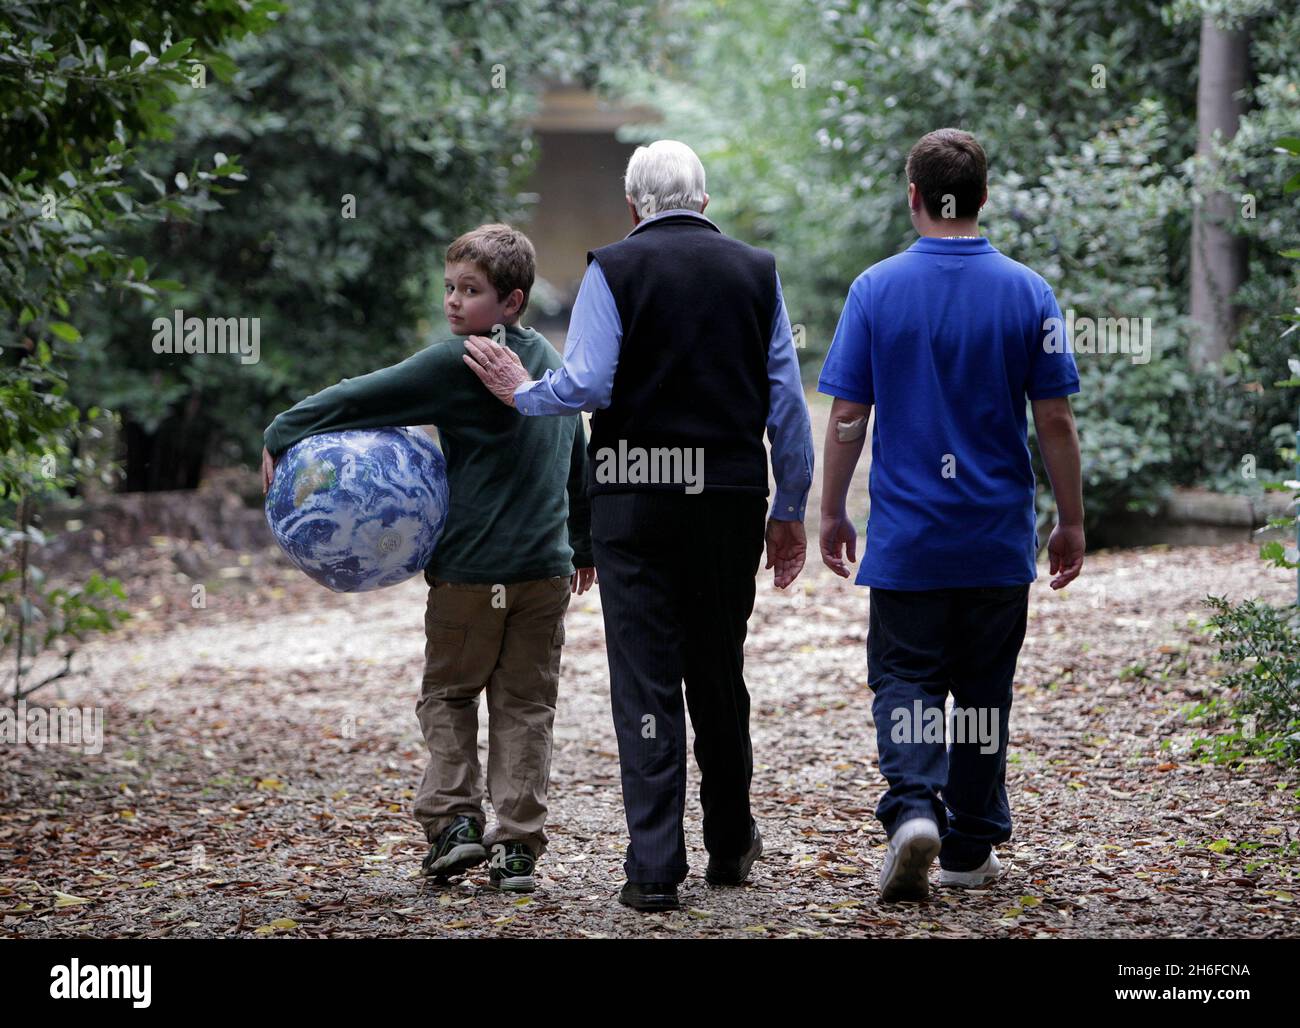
[445,224,536,312]
[905,129,987,221]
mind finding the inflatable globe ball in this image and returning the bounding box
[265,427,450,592]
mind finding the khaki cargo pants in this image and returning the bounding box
[413,572,570,856]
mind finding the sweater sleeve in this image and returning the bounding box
[263,341,473,457]
[565,417,594,568]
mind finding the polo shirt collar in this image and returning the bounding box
[909,235,996,254]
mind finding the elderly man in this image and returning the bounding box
[464,139,814,912]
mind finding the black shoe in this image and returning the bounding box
[618,880,680,912]
[705,820,763,886]
[487,841,537,893]
[421,815,487,878]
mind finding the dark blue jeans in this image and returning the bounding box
[866,584,1029,871]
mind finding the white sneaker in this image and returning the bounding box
[939,852,1005,889]
[878,817,941,902]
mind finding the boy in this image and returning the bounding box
[261,224,595,893]
[817,129,1084,902]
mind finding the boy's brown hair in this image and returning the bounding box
[905,128,987,221]
[445,223,536,313]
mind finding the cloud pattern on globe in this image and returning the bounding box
[265,427,450,592]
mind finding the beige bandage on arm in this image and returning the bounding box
[835,415,868,442]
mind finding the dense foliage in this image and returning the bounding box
[68,0,659,488]
[1,0,281,696]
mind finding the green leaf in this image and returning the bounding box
[160,39,194,62]
[139,169,166,195]
[47,322,82,343]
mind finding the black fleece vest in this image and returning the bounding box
[586,213,776,497]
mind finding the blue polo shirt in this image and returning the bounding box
[817,236,1080,590]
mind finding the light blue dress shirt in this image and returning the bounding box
[513,209,814,521]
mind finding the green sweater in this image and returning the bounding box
[264,325,592,584]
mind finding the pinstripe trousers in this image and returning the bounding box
[591,490,767,884]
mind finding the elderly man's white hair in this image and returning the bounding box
[624,140,707,219]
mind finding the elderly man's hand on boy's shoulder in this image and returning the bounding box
[463,335,528,407]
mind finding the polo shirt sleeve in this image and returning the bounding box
[1026,282,1081,400]
[817,278,874,405]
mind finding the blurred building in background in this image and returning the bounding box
[521,83,659,344]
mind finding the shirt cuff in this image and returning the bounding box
[770,486,807,522]
[513,381,538,415]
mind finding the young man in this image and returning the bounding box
[817,129,1085,902]
[261,224,595,893]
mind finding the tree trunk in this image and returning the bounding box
[1189,15,1250,371]
[122,391,209,492]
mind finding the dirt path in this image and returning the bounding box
[2,529,1297,938]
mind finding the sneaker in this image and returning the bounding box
[488,841,537,893]
[939,852,1005,889]
[618,881,680,913]
[421,815,487,878]
[878,816,941,903]
[705,819,763,886]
